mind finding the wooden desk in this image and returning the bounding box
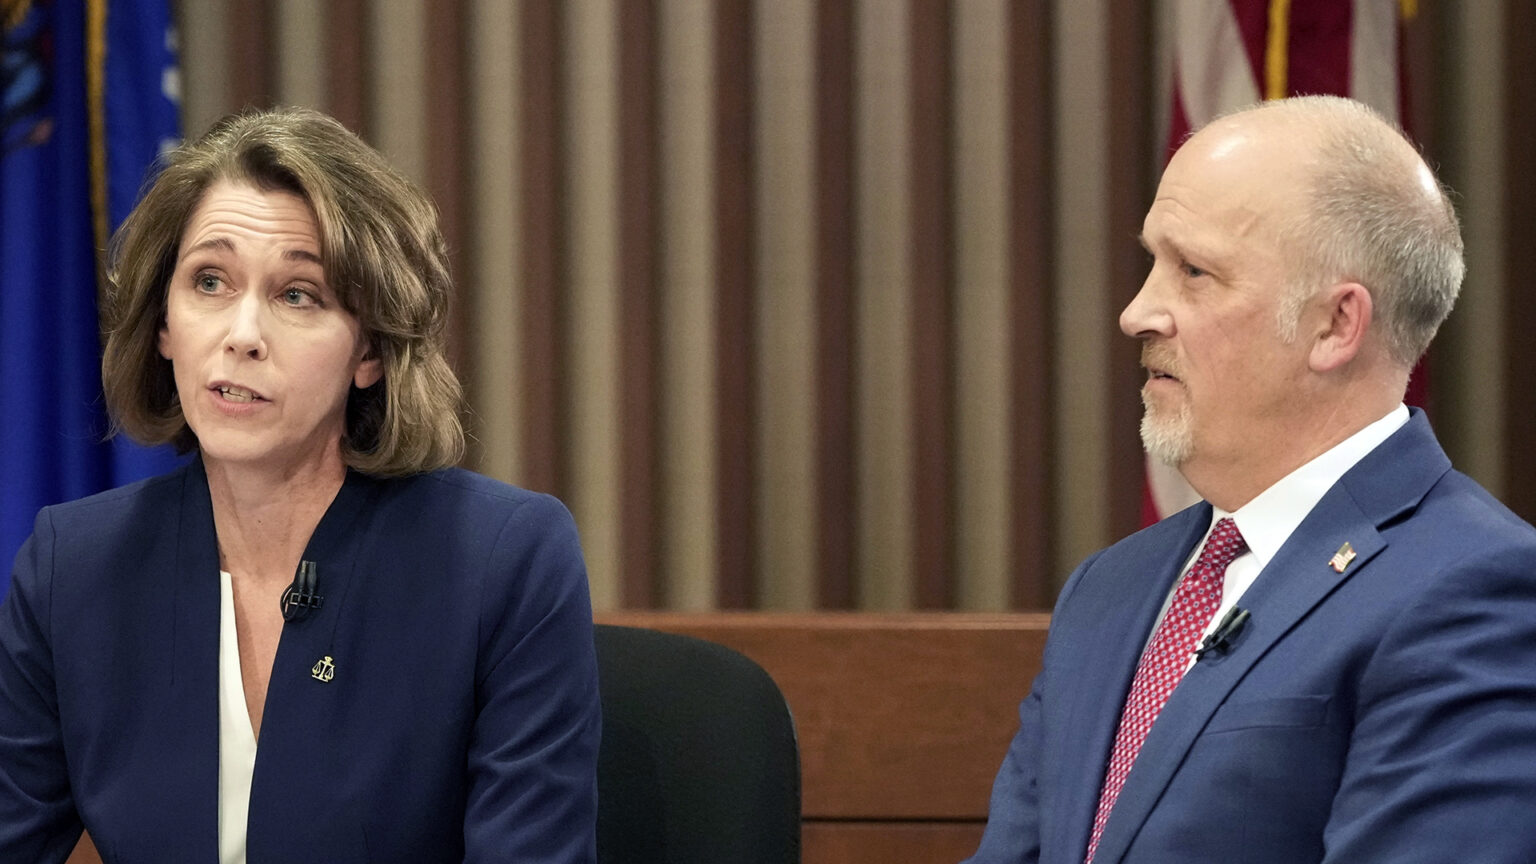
[598,612,1050,864]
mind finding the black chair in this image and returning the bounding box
[594,624,801,864]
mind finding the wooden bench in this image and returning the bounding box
[597,611,1050,864]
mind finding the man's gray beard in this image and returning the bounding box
[1139,391,1193,466]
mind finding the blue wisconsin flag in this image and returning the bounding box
[2,1,183,588]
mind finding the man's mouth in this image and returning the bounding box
[1141,347,1181,383]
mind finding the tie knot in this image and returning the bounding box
[1198,517,1248,573]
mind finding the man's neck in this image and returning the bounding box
[1186,388,1403,511]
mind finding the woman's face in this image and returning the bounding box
[157,180,381,477]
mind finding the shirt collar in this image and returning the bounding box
[1213,404,1409,568]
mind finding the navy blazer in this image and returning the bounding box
[966,411,1536,864]
[0,461,601,863]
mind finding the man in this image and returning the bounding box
[965,95,1536,864]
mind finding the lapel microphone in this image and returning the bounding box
[1195,606,1250,660]
[280,560,323,622]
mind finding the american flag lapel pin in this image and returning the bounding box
[1328,542,1357,573]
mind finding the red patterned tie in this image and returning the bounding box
[1083,517,1247,863]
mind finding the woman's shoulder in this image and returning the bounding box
[363,469,586,596]
[370,468,577,534]
[379,467,556,507]
[37,463,194,532]
[17,464,200,588]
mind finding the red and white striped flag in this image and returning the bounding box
[1145,0,1422,522]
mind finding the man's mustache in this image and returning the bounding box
[1141,345,1181,379]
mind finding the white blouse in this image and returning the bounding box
[217,571,256,864]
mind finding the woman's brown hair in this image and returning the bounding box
[101,106,464,475]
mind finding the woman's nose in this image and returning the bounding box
[224,292,268,360]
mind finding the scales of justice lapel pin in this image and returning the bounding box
[311,655,336,683]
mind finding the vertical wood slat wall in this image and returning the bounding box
[1501,2,1536,527]
[713,0,758,608]
[616,0,659,607]
[170,0,1529,612]
[814,0,857,609]
[174,0,1064,612]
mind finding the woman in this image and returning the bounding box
[0,108,600,863]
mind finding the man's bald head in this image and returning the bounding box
[1206,96,1464,367]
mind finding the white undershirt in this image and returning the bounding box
[218,570,256,864]
[1151,404,1410,667]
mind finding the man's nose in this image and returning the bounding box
[1119,272,1172,340]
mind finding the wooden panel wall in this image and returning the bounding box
[1501,1,1536,523]
[169,0,1534,612]
[173,0,1066,611]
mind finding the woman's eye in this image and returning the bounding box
[281,287,315,307]
[195,273,222,293]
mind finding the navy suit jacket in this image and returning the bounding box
[966,411,1536,864]
[0,461,601,863]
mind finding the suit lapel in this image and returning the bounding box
[163,463,389,859]
[1047,505,1213,862]
[246,470,383,856]
[168,460,222,860]
[1089,412,1451,864]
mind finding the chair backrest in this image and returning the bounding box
[594,624,801,864]
[597,611,1050,864]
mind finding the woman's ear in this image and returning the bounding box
[354,343,383,389]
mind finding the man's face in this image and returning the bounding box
[1120,119,1315,480]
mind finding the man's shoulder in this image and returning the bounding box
[1417,467,1536,548]
[1360,410,1534,543]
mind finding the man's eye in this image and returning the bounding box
[1182,263,1207,278]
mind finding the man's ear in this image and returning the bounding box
[1308,282,1373,373]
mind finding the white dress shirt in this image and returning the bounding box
[218,570,256,864]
